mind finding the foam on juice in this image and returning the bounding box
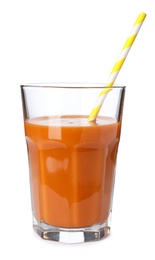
[26,115,117,126]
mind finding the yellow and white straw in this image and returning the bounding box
[88,12,146,122]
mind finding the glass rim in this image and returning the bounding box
[20,82,126,89]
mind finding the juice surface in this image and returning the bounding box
[25,115,121,228]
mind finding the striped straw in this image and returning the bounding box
[88,12,146,122]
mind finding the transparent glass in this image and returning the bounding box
[21,83,125,243]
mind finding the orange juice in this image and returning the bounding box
[25,115,121,228]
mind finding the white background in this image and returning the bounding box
[0,0,155,259]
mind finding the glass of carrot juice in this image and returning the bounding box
[21,83,125,243]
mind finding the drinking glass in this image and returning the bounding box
[21,83,125,243]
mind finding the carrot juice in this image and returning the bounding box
[25,115,121,228]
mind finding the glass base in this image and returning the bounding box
[33,215,111,243]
